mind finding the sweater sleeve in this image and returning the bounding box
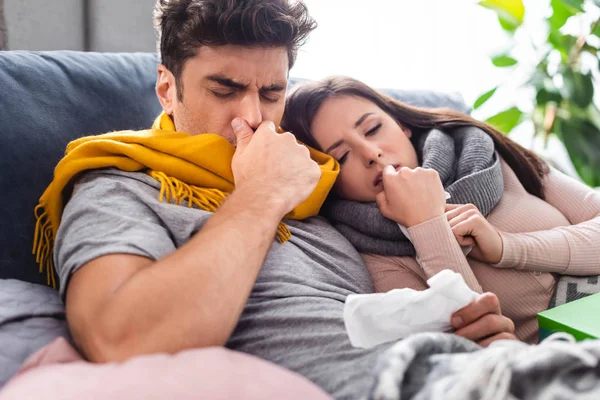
[406,215,483,293]
[361,253,428,293]
[493,167,600,275]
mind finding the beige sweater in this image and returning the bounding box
[362,159,600,344]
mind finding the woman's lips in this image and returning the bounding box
[374,164,402,187]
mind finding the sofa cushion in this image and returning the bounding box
[287,78,470,114]
[379,88,469,113]
[0,51,162,285]
[0,337,332,400]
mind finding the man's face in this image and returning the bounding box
[156,45,289,145]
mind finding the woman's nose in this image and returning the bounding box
[367,151,383,167]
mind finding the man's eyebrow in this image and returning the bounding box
[205,75,247,90]
[355,112,374,128]
[325,139,344,154]
[260,83,286,92]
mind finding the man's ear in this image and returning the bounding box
[156,65,178,115]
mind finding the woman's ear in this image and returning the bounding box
[401,124,412,138]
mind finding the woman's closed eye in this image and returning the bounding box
[365,123,382,137]
[338,152,349,165]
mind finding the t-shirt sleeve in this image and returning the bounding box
[53,170,177,299]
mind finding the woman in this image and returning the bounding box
[281,76,600,344]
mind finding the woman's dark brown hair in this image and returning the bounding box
[153,0,316,100]
[282,76,548,199]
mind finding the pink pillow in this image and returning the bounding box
[0,338,331,400]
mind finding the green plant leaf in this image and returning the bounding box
[548,0,580,31]
[491,54,518,67]
[527,60,550,89]
[582,43,598,56]
[593,21,600,37]
[555,117,600,186]
[586,103,600,133]
[594,0,600,7]
[536,87,562,105]
[474,87,498,109]
[561,0,585,12]
[548,31,578,52]
[479,0,525,22]
[562,70,594,108]
[498,14,520,32]
[527,72,547,89]
[548,32,578,63]
[479,0,524,32]
[485,106,524,134]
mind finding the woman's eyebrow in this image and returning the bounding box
[325,139,344,154]
[355,112,374,128]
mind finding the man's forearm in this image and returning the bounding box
[91,185,286,361]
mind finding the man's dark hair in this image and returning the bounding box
[153,0,317,100]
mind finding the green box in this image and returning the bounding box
[537,292,600,342]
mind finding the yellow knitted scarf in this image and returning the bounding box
[33,113,339,288]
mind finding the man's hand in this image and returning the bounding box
[231,118,321,216]
[451,292,517,347]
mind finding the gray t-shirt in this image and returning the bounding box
[54,168,391,399]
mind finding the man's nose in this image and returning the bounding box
[238,94,263,130]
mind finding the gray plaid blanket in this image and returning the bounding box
[370,332,600,400]
[549,275,600,308]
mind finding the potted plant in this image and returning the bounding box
[475,0,600,185]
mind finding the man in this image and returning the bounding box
[51,0,516,398]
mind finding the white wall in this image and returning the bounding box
[4,0,85,50]
[3,0,156,52]
[88,0,155,52]
[291,0,510,110]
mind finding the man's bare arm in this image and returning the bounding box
[67,185,285,362]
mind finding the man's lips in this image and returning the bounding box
[374,164,402,187]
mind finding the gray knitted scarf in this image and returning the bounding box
[323,126,504,256]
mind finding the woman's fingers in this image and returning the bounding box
[456,235,476,246]
[448,211,473,228]
[445,203,477,220]
[450,214,483,246]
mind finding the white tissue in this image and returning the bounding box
[343,270,479,349]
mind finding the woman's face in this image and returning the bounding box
[311,95,418,202]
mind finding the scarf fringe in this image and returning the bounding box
[149,171,292,243]
[277,223,292,243]
[33,204,57,288]
[149,171,226,212]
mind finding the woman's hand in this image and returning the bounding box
[376,166,446,227]
[445,203,503,264]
